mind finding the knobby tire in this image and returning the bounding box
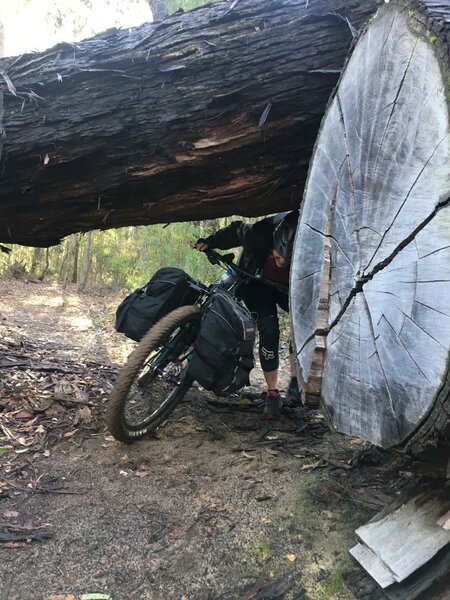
[107,305,202,442]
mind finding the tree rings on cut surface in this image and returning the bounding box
[290,1,450,449]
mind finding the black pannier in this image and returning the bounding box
[115,267,200,342]
[188,290,256,396]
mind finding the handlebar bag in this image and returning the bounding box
[188,289,256,396]
[115,267,200,342]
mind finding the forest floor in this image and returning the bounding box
[0,275,440,600]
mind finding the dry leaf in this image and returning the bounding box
[265,448,279,456]
[134,470,150,478]
[300,461,321,471]
[63,430,78,438]
[170,527,182,539]
[287,554,297,562]
[260,517,272,525]
[77,406,92,423]
[241,451,255,460]
[15,411,34,419]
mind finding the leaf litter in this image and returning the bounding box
[0,276,415,599]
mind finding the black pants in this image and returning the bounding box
[239,280,289,372]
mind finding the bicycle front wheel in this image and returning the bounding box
[107,305,202,442]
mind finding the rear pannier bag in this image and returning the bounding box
[188,290,256,396]
[115,267,200,342]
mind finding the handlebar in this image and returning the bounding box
[204,248,235,267]
[202,247,288,295]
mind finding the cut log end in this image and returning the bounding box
[291,0,450,451]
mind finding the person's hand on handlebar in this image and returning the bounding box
[194,238,209,252]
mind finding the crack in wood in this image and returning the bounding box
[358,313,362,390]
[327,313,350,349]
[398,242,419,339]
[357,225,382,237]
[362,298,400,427]
[380,10,398,55]
[371,37,420,183]
[419,244,450,260]
[365,132,449,274]
[304,222,353,267]
[372,290,401,301]
[380,312,432,385]
[308,195,450,345]
[292,268,323,282]
[327,198,450,333]
[359,9,399,224]
[397,305,447,351]
[401,278,450,284]
[415,299,450,318]
[336,93,361,265]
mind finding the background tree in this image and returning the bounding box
[0,22,4,57]
[78,231,92,291]
[147,0,168,20]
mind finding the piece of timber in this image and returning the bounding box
[349,480,450,599]
[350,543,396,589]
[355,481,450,585]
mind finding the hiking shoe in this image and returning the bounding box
[263,390,283,419]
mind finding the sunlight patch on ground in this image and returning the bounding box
[66,315,93,331]
[21,290,84,311]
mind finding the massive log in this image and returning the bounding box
[290,0,450,451]
[0,0,380,247]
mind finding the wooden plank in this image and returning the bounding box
[384,545,450,600]
[437,509,450,530]
[350,543,396,589]
[355,483,450,583]
[347,544,450,600]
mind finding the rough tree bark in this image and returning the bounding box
[0,0,380,247]
[290,0,450,451]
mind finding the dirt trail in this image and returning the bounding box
[0,277,411,600]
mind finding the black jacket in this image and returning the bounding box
[204,213,289,276]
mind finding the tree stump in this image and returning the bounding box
[290,0,450,451]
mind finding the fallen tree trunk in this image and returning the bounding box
[290,0,450,451]
[0,0,379,247]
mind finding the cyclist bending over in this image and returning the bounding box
[195,211,300,419]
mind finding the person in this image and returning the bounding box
[195,211,300,419]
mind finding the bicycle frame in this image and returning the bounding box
[153,249,286,380]
[202,248,289,296]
